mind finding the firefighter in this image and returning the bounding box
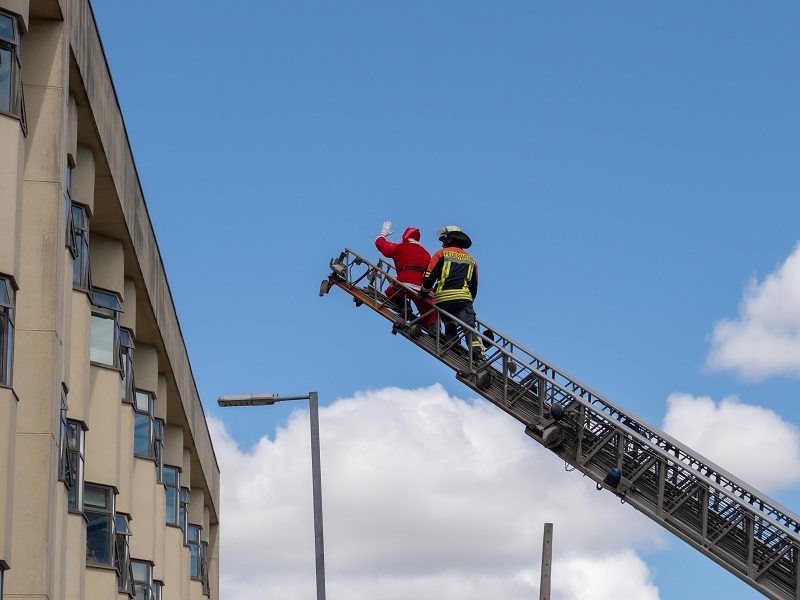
[419,225,485,360]
[375,221,437,330]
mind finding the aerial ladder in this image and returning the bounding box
[320,248,800,600]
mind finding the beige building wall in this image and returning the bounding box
[66,291,91,422]
[208,524,220,592]
[64,513,88,599]
[117,402,135,515]
[131,459,158,561]
[85,367,123,487]
[0,0,220,598]
[51,487,68,600]
[10,7,67,598]
[0,389,16,565]
[164,425,185,469]
[164,527,191,600]
[0,118,24,280]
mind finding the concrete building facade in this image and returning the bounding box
[0,1,220,598]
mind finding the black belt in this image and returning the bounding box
[398,266,426,274]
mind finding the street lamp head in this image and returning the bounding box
[217,394,280,407]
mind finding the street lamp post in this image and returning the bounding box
[218,392,326,600]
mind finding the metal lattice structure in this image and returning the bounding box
[320,248,800,600]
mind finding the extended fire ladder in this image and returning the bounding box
[320,248,800,600]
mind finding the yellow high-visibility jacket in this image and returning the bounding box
[421,246,478,304]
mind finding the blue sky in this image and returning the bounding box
[92,2,799,598]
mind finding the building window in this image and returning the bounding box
[120,328,135,403]
[70,203,90,290]
[133,390,155,457]
[0,9,26,133]
[131,393,162,487]
[132,560,156,600]
[187,524,201,578]
[187,524,209,591]
[90,289,121,366]
[153,580,163,600]
[201,541,210,595]
[0,565,4,598]
[163,466,180,526]
[58,389,68,483]
[65,165,75,253]
[64,420,85,511]
[115,515,134,594]
[154,419,164,482]
[0,275,15,387]
[179,487,190,543]
[85,484,115,565]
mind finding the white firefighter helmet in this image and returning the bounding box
[436,225,472,249]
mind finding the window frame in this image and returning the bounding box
[85,484,115,566]
[90,288,121,368]
[0,9,27,134]
[70,202,91,291]
[58,387,68,483]
[201,540,210,595]
[153,418,164,482]
[131,560,155,600]
[0,275,16,387]
[179,487,190,544]
[133,389,156,458]
[65,419,86,512]
[163,466,180,526]
[65,166,77,257]
[115,514,134,594]
[187,524,201,579]
[120,328,135,404]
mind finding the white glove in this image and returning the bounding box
[380,221,394,238]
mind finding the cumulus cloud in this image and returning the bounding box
[553,551,660,600]
[707,242,800,381]
[211,384,663,600]
[662,393,800,492]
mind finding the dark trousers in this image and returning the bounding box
[437,300,485,359]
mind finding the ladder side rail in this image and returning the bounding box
[469,317,800,538]
[329,250,423,326]
[557,398,799,599]
[472,334,800,544]
[337,248,451,328]
[555,383,800,543]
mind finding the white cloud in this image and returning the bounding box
[707,242,800,381]
[553,551,660,600]
[662,392,800,492]
[211,384,664,600]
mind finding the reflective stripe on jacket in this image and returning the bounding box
[421,246,478,304]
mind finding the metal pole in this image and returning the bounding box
[540,522,553,600]
[308,392,327,600]
[217,392,327,599]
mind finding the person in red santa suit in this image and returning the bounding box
[375,220,437,332]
